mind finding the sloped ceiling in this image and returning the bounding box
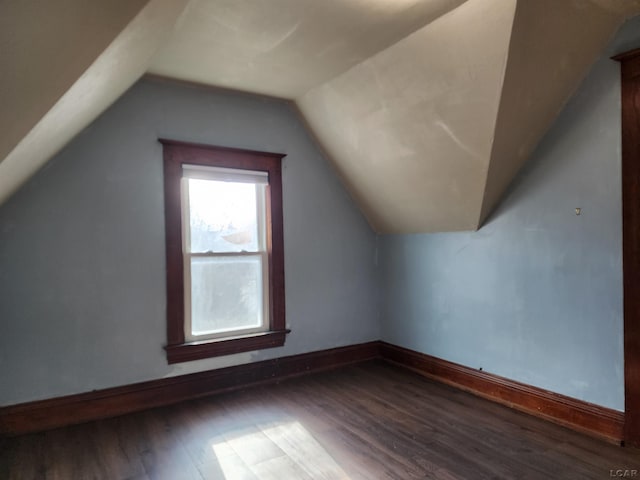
[1,0,639,232]
[148,0,467,98]
[298,0,516,232]
[0,0,190,206]
[479,0,634,225]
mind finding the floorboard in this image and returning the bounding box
[1,360,638,479]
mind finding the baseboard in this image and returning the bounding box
[379,342,625,444]
[1,340,626,443]
[0,342,380,436]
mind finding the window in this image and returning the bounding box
[161,139,288,364]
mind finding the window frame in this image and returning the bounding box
[161,139,288,364]
[181,169,269,341]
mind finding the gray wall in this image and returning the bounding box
[379,16,640,411]
[0,79,380,406]
[3,18,639,413]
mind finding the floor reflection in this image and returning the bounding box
[211,420,350,479]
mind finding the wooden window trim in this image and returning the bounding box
[160,139,288,364]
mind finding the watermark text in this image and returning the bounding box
[610,470,638,478]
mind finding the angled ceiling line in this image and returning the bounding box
[1,0,639,235]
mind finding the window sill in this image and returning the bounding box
[165,329,291,364]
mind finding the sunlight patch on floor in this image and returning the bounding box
[212,420,350,479]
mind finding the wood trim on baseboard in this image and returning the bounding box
[0,342,380,437]
[1,340,626,444]
[379,342,625,444]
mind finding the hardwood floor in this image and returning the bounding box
[1,360,638,479]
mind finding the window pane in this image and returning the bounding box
[190,256,264,336]
[188,179,258,253]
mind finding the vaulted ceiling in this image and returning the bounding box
[2,0,639,233]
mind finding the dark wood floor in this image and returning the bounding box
[1,360,639,479]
